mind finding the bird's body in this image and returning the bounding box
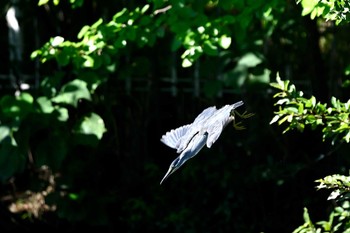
[160,101,244,184]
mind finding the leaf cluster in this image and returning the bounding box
[31,1,237,69]
[270,73,350,232]
[298,0,350,25]
[293,205,350,233]
[270,74,350,144]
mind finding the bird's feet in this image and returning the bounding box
[232,110,255,119]
[233,121,246,130]
[230,110,255,130]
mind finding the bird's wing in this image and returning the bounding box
[175,106,217,153]
[205,120,224,148]
[192,106,217,125]
[160,124,192,150]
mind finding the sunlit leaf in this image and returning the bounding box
[141,4,150,14]
[270,115,280,124]
[77,25,90,39]
[56,107,69,122]
[182,58,193,68]
[219,35,232,49]
[276,98,289,105]
[73,113,106,147]
[238,52,262,67]
[51,36,65,46]
[83,55,94,68]
[0,126,10,143]
[38,0,50,6]
[36,96,54,113]
[52,79,91,107]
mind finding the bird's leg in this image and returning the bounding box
[230,110,255,130]
[233,110,255,119]
[233,120,246,130]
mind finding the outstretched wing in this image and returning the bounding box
[206,121,224,148]
[192,106,217,125]
[175,106,217,153]
[160,124,192,150]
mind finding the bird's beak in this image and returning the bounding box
[160,165,179,185]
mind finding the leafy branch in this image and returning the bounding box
[293,175,350,233]
[270,74,350,145]
[271,74,350,232]
[31,2,235,68]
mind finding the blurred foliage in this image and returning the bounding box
[293,205,350,233]
[298,0,350,25]
[293,174,350,232]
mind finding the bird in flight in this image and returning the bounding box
[160,100,247,184]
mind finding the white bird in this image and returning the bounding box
[160,101,244,184]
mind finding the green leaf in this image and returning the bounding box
[219,35,232,49]
[82,55,94,68]
[38,0,49,6]
[0,126,10,143]
[302,207,314,227]
[331,96,338,107]
[278,115,290,125]
[182,58,193,68]
[298,102,304,114]
[73,113,106,147]
[77,25,90,39]
[141,4,150,14]
[56,107,69,122]
[76,113,106,139]
[238,53,262,67]
[51,36,65,46]
[305,115,316,124]
[19,92,34,104]
[91,18,103,29]
[310,96,316,107]
[52,79,91,107]
[0,94,33,119]
[113,8,128,23]
[36,96,54,113]
[270,115,280,124]
[301,0,319,16]
[276,98,289,105]
[270,82,283,90]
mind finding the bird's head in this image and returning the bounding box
[160,157,184,185]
